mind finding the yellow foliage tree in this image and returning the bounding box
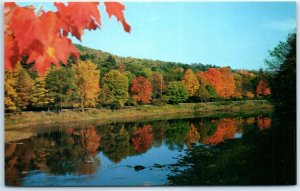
[4,71,18,112]
[181,69,199,96]
[72,60,100,111]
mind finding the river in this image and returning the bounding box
[5,112,279,186]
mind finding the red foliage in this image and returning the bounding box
[4,2,130,76]
[130,125,154,153]
[130,77,153,104]
[256,80,271,96]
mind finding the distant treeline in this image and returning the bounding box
[5,45,271,113]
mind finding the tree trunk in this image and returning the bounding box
[81,95,84,113]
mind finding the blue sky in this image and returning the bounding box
[18,2,296,70]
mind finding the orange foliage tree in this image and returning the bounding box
[181,69,200,96]
[4,2,130,76]
[201,68,223,96]
[256,80,271,97]
[201,67,235,98]
[220,67,235,97]
[130,77,153,104]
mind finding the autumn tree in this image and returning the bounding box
[72,60,100,111]
[166,81,189,104]
[201,68,223,97]
[219,67,235,97]
[256,80,271,97]
[130,77,153,104]
[14,63,34,111]
[196,72,217,101]
[30,77,54,110]
[181,69,199,96]
[201,67,235,98]
[100,70,129,109]
[150,73,165,99]
[45,67,78,112]
[4,71,18,112]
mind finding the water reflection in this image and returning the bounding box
[5,115,271,186]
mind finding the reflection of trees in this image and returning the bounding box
[6,115,276,186]
[257,116,271,130]
[5,126,102,185]
[185,124,200,148]
[165,120,189,150]
[130,125,154,153]
[201,118,236,145]
[167,116,285,185]
[5,141,36,186]
[152,121,168,148]
[100,125,131,163]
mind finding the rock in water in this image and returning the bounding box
[84,156,95,163]
[134,165,145,171]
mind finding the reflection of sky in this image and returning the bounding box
[22,144,185,186]
[234,133,243,139]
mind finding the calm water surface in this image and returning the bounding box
[5,114,272,186]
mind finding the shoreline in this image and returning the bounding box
[5,100,273,143]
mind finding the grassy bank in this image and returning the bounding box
[5,100,273,130]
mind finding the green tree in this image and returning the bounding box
[31,77,54,110]
[166,81,189,104]
[45,67,78,112]
[100,55,117,76]
[206,85,217,98]
[72,60,100,112]
[100,70,129,109]
[266,32,296,112]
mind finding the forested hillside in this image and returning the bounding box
[5,44,272,112]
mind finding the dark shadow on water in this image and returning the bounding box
[167,111,296,185]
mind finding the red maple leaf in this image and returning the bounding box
[104,2,131,33]
[54,2,101,40]
[4,35,19,71]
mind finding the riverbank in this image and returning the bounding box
[6,100,272,130]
